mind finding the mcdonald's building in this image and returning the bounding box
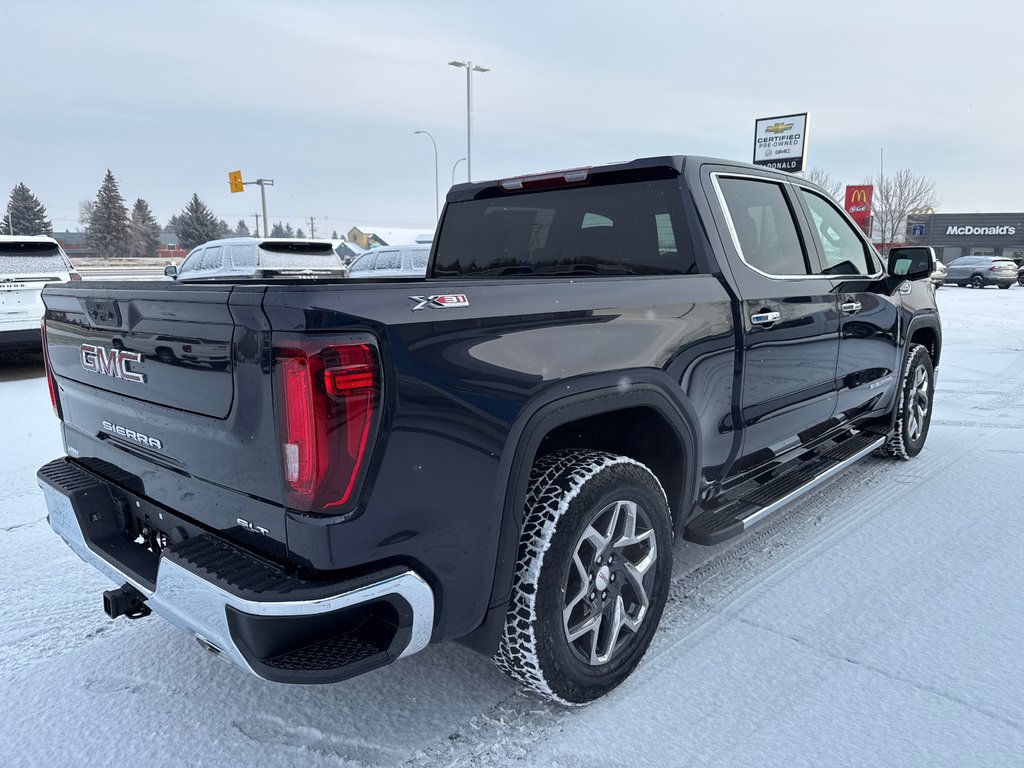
[905,212,1024,265]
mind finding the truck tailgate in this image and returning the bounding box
[44,283,235,417]
[41,282,290,557]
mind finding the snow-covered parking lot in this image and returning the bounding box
[2,285,1023,768]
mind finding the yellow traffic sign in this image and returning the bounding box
[228,170,244,193]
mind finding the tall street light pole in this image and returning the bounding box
[414,130,440,219]
[452,157,467,186]
[243,178,274,237]
[448,60,489,182]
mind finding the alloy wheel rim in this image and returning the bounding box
[906,363,930,442]
[561,499,657,666]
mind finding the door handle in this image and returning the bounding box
[750,311,781,326]
[841,301,862,314]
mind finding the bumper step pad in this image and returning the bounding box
[684,432,885,545]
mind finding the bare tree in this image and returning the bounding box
[78,199,94,231]
[805,167,843,202]
[868,168,939,254]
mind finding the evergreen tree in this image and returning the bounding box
[234,219,250,236]
[87,170,130,258]
[331,229,339,239]
[175,194,222,250]
[284,223,295,238]
[128,198,162,259]
[163,217,180,234]
[217,219,232,238]
[295,227,306,239]
[1,183,53,236]
[270,222,286,237]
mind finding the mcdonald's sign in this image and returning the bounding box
[844,185,873,234]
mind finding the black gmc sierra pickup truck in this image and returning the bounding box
[37,156,941,704]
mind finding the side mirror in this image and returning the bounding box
[887,246,934,282]
[164,264,178,278]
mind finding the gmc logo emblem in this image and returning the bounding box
[80,343,146,384]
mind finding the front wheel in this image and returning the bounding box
[884,344,934,460]
[493,450,673,704]
[1018,275,1024,286]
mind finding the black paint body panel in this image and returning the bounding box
[40,155,940,645]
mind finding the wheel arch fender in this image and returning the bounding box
[458,369,702,654]
[905,313,942,368]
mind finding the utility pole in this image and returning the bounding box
[308,216,316,239]
[242,178,274,239]
[6,210,13,236]
[253,213,261,238]
[879,147,885,253]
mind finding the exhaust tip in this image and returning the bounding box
[195,635,222,655]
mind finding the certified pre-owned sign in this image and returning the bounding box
[752,112,809,172]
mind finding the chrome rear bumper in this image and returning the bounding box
[39,460,434,683]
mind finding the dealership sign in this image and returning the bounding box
[844,185,873,235]
[752,112,809,172]
[945,225,1016,236]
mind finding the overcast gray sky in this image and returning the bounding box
[5,0,1022,235]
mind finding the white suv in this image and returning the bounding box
[0,235,78,352]
[347,244,431,278]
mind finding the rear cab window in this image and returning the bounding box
[432,177,696,277]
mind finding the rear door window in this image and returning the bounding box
[200,245,223,271]
[717,177,810,276]
[348,253,375,273]
[373,250,401,270]
[227,244,257,271]
[432,178,695,277]
[409,248,430,271]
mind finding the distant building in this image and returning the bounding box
[53,231,188,261]
[346,226,434,250]
[905,213,1024,265]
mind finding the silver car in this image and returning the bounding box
[944,255,1017,289]
[166,238,347,281]
[347,245,431,278]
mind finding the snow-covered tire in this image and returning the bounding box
[492,450,673,704]
[883,344,934,460]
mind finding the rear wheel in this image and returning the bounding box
[884,344,934,460]
[970,274,984,289]
[493,450,673,704]
[1018,275,1024,286]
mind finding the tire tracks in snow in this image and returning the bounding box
[407,424,997,768]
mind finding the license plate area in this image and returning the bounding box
[76,481,207,591]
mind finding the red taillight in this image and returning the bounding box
[68,272,82,281]
[40,319,58,417]
[274,340,379,512]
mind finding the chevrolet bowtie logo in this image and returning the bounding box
[765,122,794,134]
